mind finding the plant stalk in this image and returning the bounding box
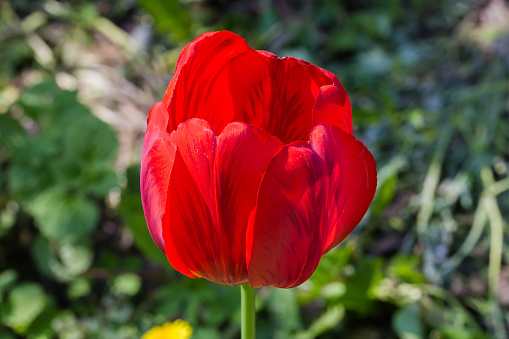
[241,284,255,339]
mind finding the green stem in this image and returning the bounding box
[241,284,255,339]
[480,167,507,339]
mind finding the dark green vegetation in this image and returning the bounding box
[0,0,507,338]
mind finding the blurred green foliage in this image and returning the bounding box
[0,0,508,338]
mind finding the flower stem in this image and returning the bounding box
[241,284,255,339]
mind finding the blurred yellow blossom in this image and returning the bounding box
[142,319,193,339]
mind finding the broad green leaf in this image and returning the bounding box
[11,78,119,202]
[295,305,345,339]
[339,257,384,315]
[0,38,32,86]
[67,278,91,299]
[440,326,487,339]
[23,299,57,339]
[119,165,166,264]
[31,236,93,282]
[201,284,239,326]
[306,244,355,300]
[266,288,301,335]
[17,79,78,123]
[119,193,167,264]
[0,283,47,334]
[61,111,118,168]
[8,135,56,203]
[54,99,119,197]
[112,273,141,296]
[320,281,346,300]
[191,328,221,339]
[387,255,426,284]
[0,113,26,153]
[0,270,17,303]
[0,207,16,239]
[139,0,191,40]
[30,188,98,240]
[58,241,94,276]
[0,332,15,339]
[153,281,238,328]
[392,303,424,339]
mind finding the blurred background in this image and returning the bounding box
[0,0,508,338]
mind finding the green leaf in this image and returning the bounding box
[0,38,32,85]
[0,113,26,154]
[307,244,355,300]
[387,255,426,284]
[0,207,16,239]
[67,278,91,299]
[266,288,301,334]
[24,299,57,339]
[0,283,47,334]
[119,165,167,264]
[201,285,239,326]
[139,0,191,40]
[112,273,141,296]
[58,241,94,276]
[11,78,119,202]
[17,79,77,123]
[439,326,487,339]
[153,281,237,327]
[124,164,141,195]
[0,270,17,303]
[295,305,345,339]
[30,188,99,240]
[340,257,384,315]
[191,328,221,339]
[61,111,118,167]
[31,236,93,282]
[392,303,424,339]
[119,193,167,264]
[56,104,119,197]
[8,135,57,203]
[0,332,16,339]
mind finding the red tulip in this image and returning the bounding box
[141,31,377,288]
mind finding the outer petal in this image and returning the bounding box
[140,102,176,252]
[241,55,331,144]
[164,31,267,134]
[160,32,220,106]
[247,124,376,288]
[312,85,353,135]
[317,67,352,118]
[163,119,283,286]
[239,53,352,144]
[216,122,284,284]
[310,124,377,253]
[247,143,329,288]
[163,119,219,280]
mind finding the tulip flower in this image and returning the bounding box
[141,30,376,288]
[141,30,376,338]
[142,32,377,331]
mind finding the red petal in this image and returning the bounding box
[163,119,283,285]
[160,35,197,107]
[247,143,329,288]
[163,119,219,280]
[216,122,284,284]
[140,103,176,252]
[241,53,339,144]
[160,33,220,106]
[310,124,377,253]
[164,31,267,134]
[312,85,353,135]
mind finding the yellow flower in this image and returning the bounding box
[142,319,193,339]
